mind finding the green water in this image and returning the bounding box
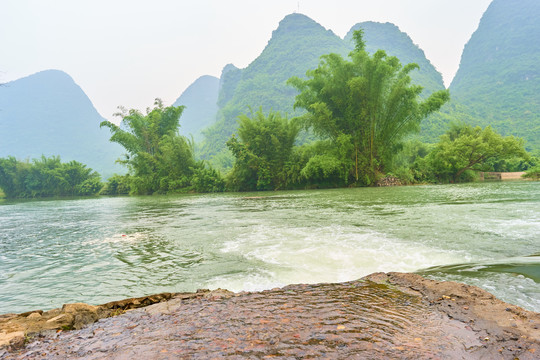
[0,182,539,314]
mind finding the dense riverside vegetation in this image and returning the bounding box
[0,121,533,198]
[389,124,531,185]
[289,30,449,185]
[523,166,540,180]
[100,99,224,195]
[2,118,530,198]
[226,109,300,191]
[0,156,102,198]
[426,124,528,183]
[1,22,536,198]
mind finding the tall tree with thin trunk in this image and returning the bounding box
[226,109,299,191]
[288,29,449,185]
[100,99,198,194]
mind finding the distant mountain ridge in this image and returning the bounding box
[177,6,540,156]
[449,0,540,152]
[192,13,446,160]
[7,2,538,179]
[0,70,123,177]
[345,21,445,98]
[172,75,219,142]
[199,13,351,158]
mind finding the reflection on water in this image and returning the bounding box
[0,181,539,314]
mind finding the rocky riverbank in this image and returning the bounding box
[1,272,539,359]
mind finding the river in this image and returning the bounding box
[0,181,538,314]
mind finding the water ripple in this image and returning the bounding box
[0,182,539,314]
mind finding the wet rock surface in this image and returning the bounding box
[2,273,539,359]
[0,292,184,350]
[376,176,402,187]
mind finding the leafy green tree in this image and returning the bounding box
[0,156,29,198]
[428,123,529,182]
[60,160,102,195]
[288,29,449,185]
[77,177,104,196]
[153,134,197,193]
[101,100,198,194]
[0,156,102,198]
[226,109,300,191]
[191,166,226,193]
[523,166,540,180]
[25,156,66,196]
[386,139,435,184]
[294,135,353,188]
[100,174,131,195]
[101,99,224,194]
[102,99,185,157]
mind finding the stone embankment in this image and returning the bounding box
[479,171,526,181]
[0,292,209,349]
[1,273,539,359]
[376,176,402,187]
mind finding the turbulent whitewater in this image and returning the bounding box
[0,182,538,314]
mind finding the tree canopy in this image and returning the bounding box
[288,30,449,185]
[427,123,529,182]
[523,166,540,180]
[100,99,223,194]
[0,156,102,198]
[226,109,300,191]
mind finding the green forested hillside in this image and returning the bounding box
[345,22,445,98]
[185,4,540,160]
[200,13,350,159]
[172,75,219,142]
[0,70,123,178]
[197,15,448,161]
[449,0,540,153]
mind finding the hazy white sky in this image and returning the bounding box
[1,0,492,120]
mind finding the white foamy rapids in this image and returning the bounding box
[480,216,540,241]
[207,225,469,293]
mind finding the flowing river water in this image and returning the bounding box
[0,181,539,315]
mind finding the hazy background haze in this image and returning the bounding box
[0,0,492,120]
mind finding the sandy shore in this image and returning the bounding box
[1,272,539,359]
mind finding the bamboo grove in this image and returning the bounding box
[0,30,535,198]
